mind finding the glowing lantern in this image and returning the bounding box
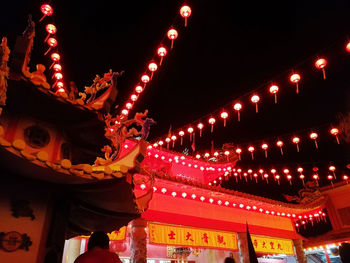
[261,143,268,158]
[292,136,300,152]
[329,165,336,179]
[171,192,177,197]
[197,123,204,137]
[180,5,192,27]
[315,58,327,79]
[53,64,62,72]
[182,192,187,198]
[157,46,167,65]
[346,41,350,52]
[179,130,185,145]
[171,135,177,148]
[141,74,150,85]
[167,28,178,49]
[195,154,201,159]
[264,173,269,183]
[200,196,205,201]
[54,72,63,80]
[233,102,242,121]
[131,94,138,102]
[158,140,164,147]
[220,111,228,127]
[330,128,340,144]
[250,94,260,113]
[269,84,279,104]
[125,102,132,110]
[140,184,146,190]
[191,194,196,199]
[310,132,319,149]
[297,167,303,173]
[121,109,129,116]
[253,173,258,183]
[290,73,301,94]
[135,85,143,94]
[248,146,255,160]
[208,117,216,133]
[214,151,219,157]
[45,24,57,42]
[271,169,276,175]
[287,174,292,185]
[224,150,230,156]
[57,87,65,93]
[40,4,53,21]
[187,127,194,141]
[300,174,305,186]
[45,37,57,55]
[275,174,280,185]
[165,137,171,149]
[313,174,319,185]
[235,148,242,160]
[204,152,210,158]
[56,81,64,89]
[343,175,349,184]
[148,62,158,79]
[51,52,60,62]
[276,140,284,155]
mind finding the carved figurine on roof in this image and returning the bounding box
[94,109,156,166]
[284,181,322,204]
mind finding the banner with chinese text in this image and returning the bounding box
[149,222,238,250]
[250,235,294,255]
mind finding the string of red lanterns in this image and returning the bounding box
[39,3,66,93]
[117,4,192,120]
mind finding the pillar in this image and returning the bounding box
[237,232,249,263]
[130,218,147,263]
[293,239,306,263]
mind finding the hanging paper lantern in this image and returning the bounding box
[287,174,292,185]
[208,117,216,133]
[158,140,164,147]
[56,81,64,89]
[271,169,276,174]
[214,151,219,157]
[179,130,185,145]
[276,140,284,155]
[310,132,319,149]
[135,85,143,94]
[121,109,129,116]
[224,150,230,156]
[313,174,319,185]
[148,62,158,79]
[329,165,337,179]
[171,135,177,148]
[346,41,350,52]
[292,136,300,152]
[204,152,210,158]
[180,5,192,27]
[235,148,242,160]
[233,102,242,121]
[157,46,167,65]
[167,28,178,49]
[51,52,60,62]
[53,64,62,72]
[299,174,305,186]
[330,128,340,144]
[275,174,280,185]
[125,102,132,110]
[250,94,260,113]
[131,94,138,102]
[141,74,150,85]
[40,4,53,22]
[220,111,228,127]
[315,58,327,79]
[248,146,255,160]
[197,123,204,137]
[343,175,349,183]
[195,154,201,159]
[297,167,303,173]
[269,84,279,104]
[187,127,194,141]
[264,173,269,183]
[45,24,57,42]
[54,72,63,80]
[45,37,57,55]
[290,73,301,94]
[261,143,268,158]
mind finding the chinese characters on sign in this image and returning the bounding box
[250,235,294,255]
[148,223,238,250]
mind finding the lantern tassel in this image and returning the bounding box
[251,152,254,160]
[171,40,174,49]
[238,154,241,160]
[322,68,326,80]
[39,14,46,22]
[274,94,277,104]
[264,150,267,158]
[172,141,175,148]
[211,125,213,133]
[237,111,240,122]
[266,178,268,184]
[180,137,183,145]
[333,171,337,180]
[255,103,258,113]
[255,177,258,183]
[185,17,187,27]
[160,57,164,66]
[302,179,305,187]
[314,139,318,149]
[335,135,340,144]
[280,147,283,155]
[44,47,52,56]
[44,34,50,43]
[224,119,226,127]
[199,130,202,137]
[296,83,299,94]
[296,144,299,152]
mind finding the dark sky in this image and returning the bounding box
[1,0,350,199]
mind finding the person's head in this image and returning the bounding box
[87,231,110,251]
[224,257,235,263]
[339,242,350,262]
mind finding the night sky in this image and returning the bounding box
[1,0,350,200]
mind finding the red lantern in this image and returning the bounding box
[315,58,327,79]
[180,5,192,27]
[165,137,171,149]
[125,102,132,110]
[45,37,57,55]
[346,41,350,53]
[297,167,303,173]
[343,175,349,184]
[53,64,62,72]
[275,174,280,185]
[251,94,260,113]
[157,46,167,65]
[40,4,53,22]
[330,128,340,144]
[45,24,57,42]
[195,154,201,159]
[310,132,318,149]
[313,174,319,185]
[264,173,269,183]
[51,52,60,62]
[167,28,178,49]
[208,117,216,133]
[261,143,268,158]
[220,111,228,127]
[299,174,305,186]
[197,123,204,137]
[292,136,300,152]
[204,152,210,158]
[235,148,242,160]
[276,140,284,155]
[187,127,194,141]
[233,102,242,121]
[329,165,337,179]
[148,62,158,79]
[158,140,164,147]
[179,130,185,145]
[135,85,143,93]
[171,135,177,148]
[248,146,255,160]
[287,174,292,185]
[54,72,63,80]
[327,175,334,187]
[57,87,65,93]
[141,74,150,85]
[290,73,301,94]
[130,94,138,102]
[269,84,279,104]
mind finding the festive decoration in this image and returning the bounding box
[315,58,327,80]
[157,46,167,65]
[180,5,192,27]
[276,140,284,155]
[197,122,204,137]
[44,37,57,55]
[40,4,53,22]
[235,148,242,160]
[248,146,255,160]
[269,84,279,104]
[290,73,301,94]
[310,132,319,149]
[261,143,268,158]
[208,117,216,132]
[44,24,56,42]
[292,136,300,152]
[233,102,242,121]
[346,41,350,52]
[148,62,158,79]
[179,130,185,145]
[220,111,228,127]
[330,128,340,144]
[250,94,260,113]
[167,28,178,49]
